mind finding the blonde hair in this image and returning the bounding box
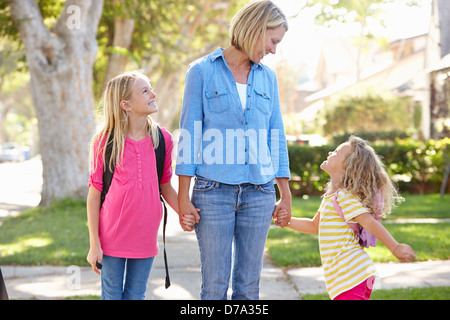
[90,70,160,172]
[229,0,288,59]
[330,135,404,216]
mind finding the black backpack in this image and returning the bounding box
[101,127,171,288]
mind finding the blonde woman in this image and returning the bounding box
[279,136,416,300]
[86,70,181,300]
[176,1,291,299]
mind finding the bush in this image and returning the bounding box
[287,137,450,195]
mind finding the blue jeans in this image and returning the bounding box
[192,176,276,300]
[101,255,154,300]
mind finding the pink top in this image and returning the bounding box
[89,128,173,259]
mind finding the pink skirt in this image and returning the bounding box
[333,276,375,300]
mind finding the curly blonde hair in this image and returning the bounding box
[334,135,404,216]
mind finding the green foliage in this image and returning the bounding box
[288,137,450,195]
[267,193,450,268]
[302,286,450,300]
[320,90,412,137]
[288,144,330,195]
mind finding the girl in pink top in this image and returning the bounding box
[86,70,196,300]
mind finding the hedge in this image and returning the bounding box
[287,137,450,195]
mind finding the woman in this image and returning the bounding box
[176,0,291,300]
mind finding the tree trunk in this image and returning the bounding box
[102,17,135,90]
[152,70,184,127]
[9,0,104,205]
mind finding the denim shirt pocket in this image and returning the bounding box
[253,87,271,115]
[205,88,229,113]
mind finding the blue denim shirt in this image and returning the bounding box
[175,47,290,185]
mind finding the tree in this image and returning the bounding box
[307,0,422,81]
[8,0,104,205]
[95,0,243,129]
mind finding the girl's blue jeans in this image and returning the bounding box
[192,175,276,300]
[101,255,154,300]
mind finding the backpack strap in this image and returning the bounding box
[332,189,360,235]
[100,131,115,208]
[155,126,165,189]
[372,189,385,222]
[155,126,171,289]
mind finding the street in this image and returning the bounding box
[0,157,42,225]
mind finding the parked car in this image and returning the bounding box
[0,142,24,162]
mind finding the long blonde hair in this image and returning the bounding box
[332,135,403,216]
[90,70,160,172]
[229,0,288,59]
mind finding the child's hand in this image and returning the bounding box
[87,246,103,275]
[275,209,290,227]
[393,243,417,262]
[179,208,201,232]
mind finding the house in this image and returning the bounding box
[298,34,427,127]
[423,0,450,139]
[295,0,449,141]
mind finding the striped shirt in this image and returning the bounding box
[318,188,377,299]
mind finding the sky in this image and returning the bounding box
[263,0,432,70]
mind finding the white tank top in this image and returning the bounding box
[236,82,247,111]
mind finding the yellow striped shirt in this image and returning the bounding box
[318,188,377,299]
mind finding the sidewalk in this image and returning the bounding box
[3,203,450,300]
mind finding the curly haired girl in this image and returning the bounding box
[277,135,416,300]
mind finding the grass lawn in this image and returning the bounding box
[267,193,450,267]
[0,198,88,266]
[0,194,448,267]
[302,286,450,300]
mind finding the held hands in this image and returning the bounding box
[178,197,201,232]
[179,208,201,232]
[275,209,290,227]
[273,198,291,228]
